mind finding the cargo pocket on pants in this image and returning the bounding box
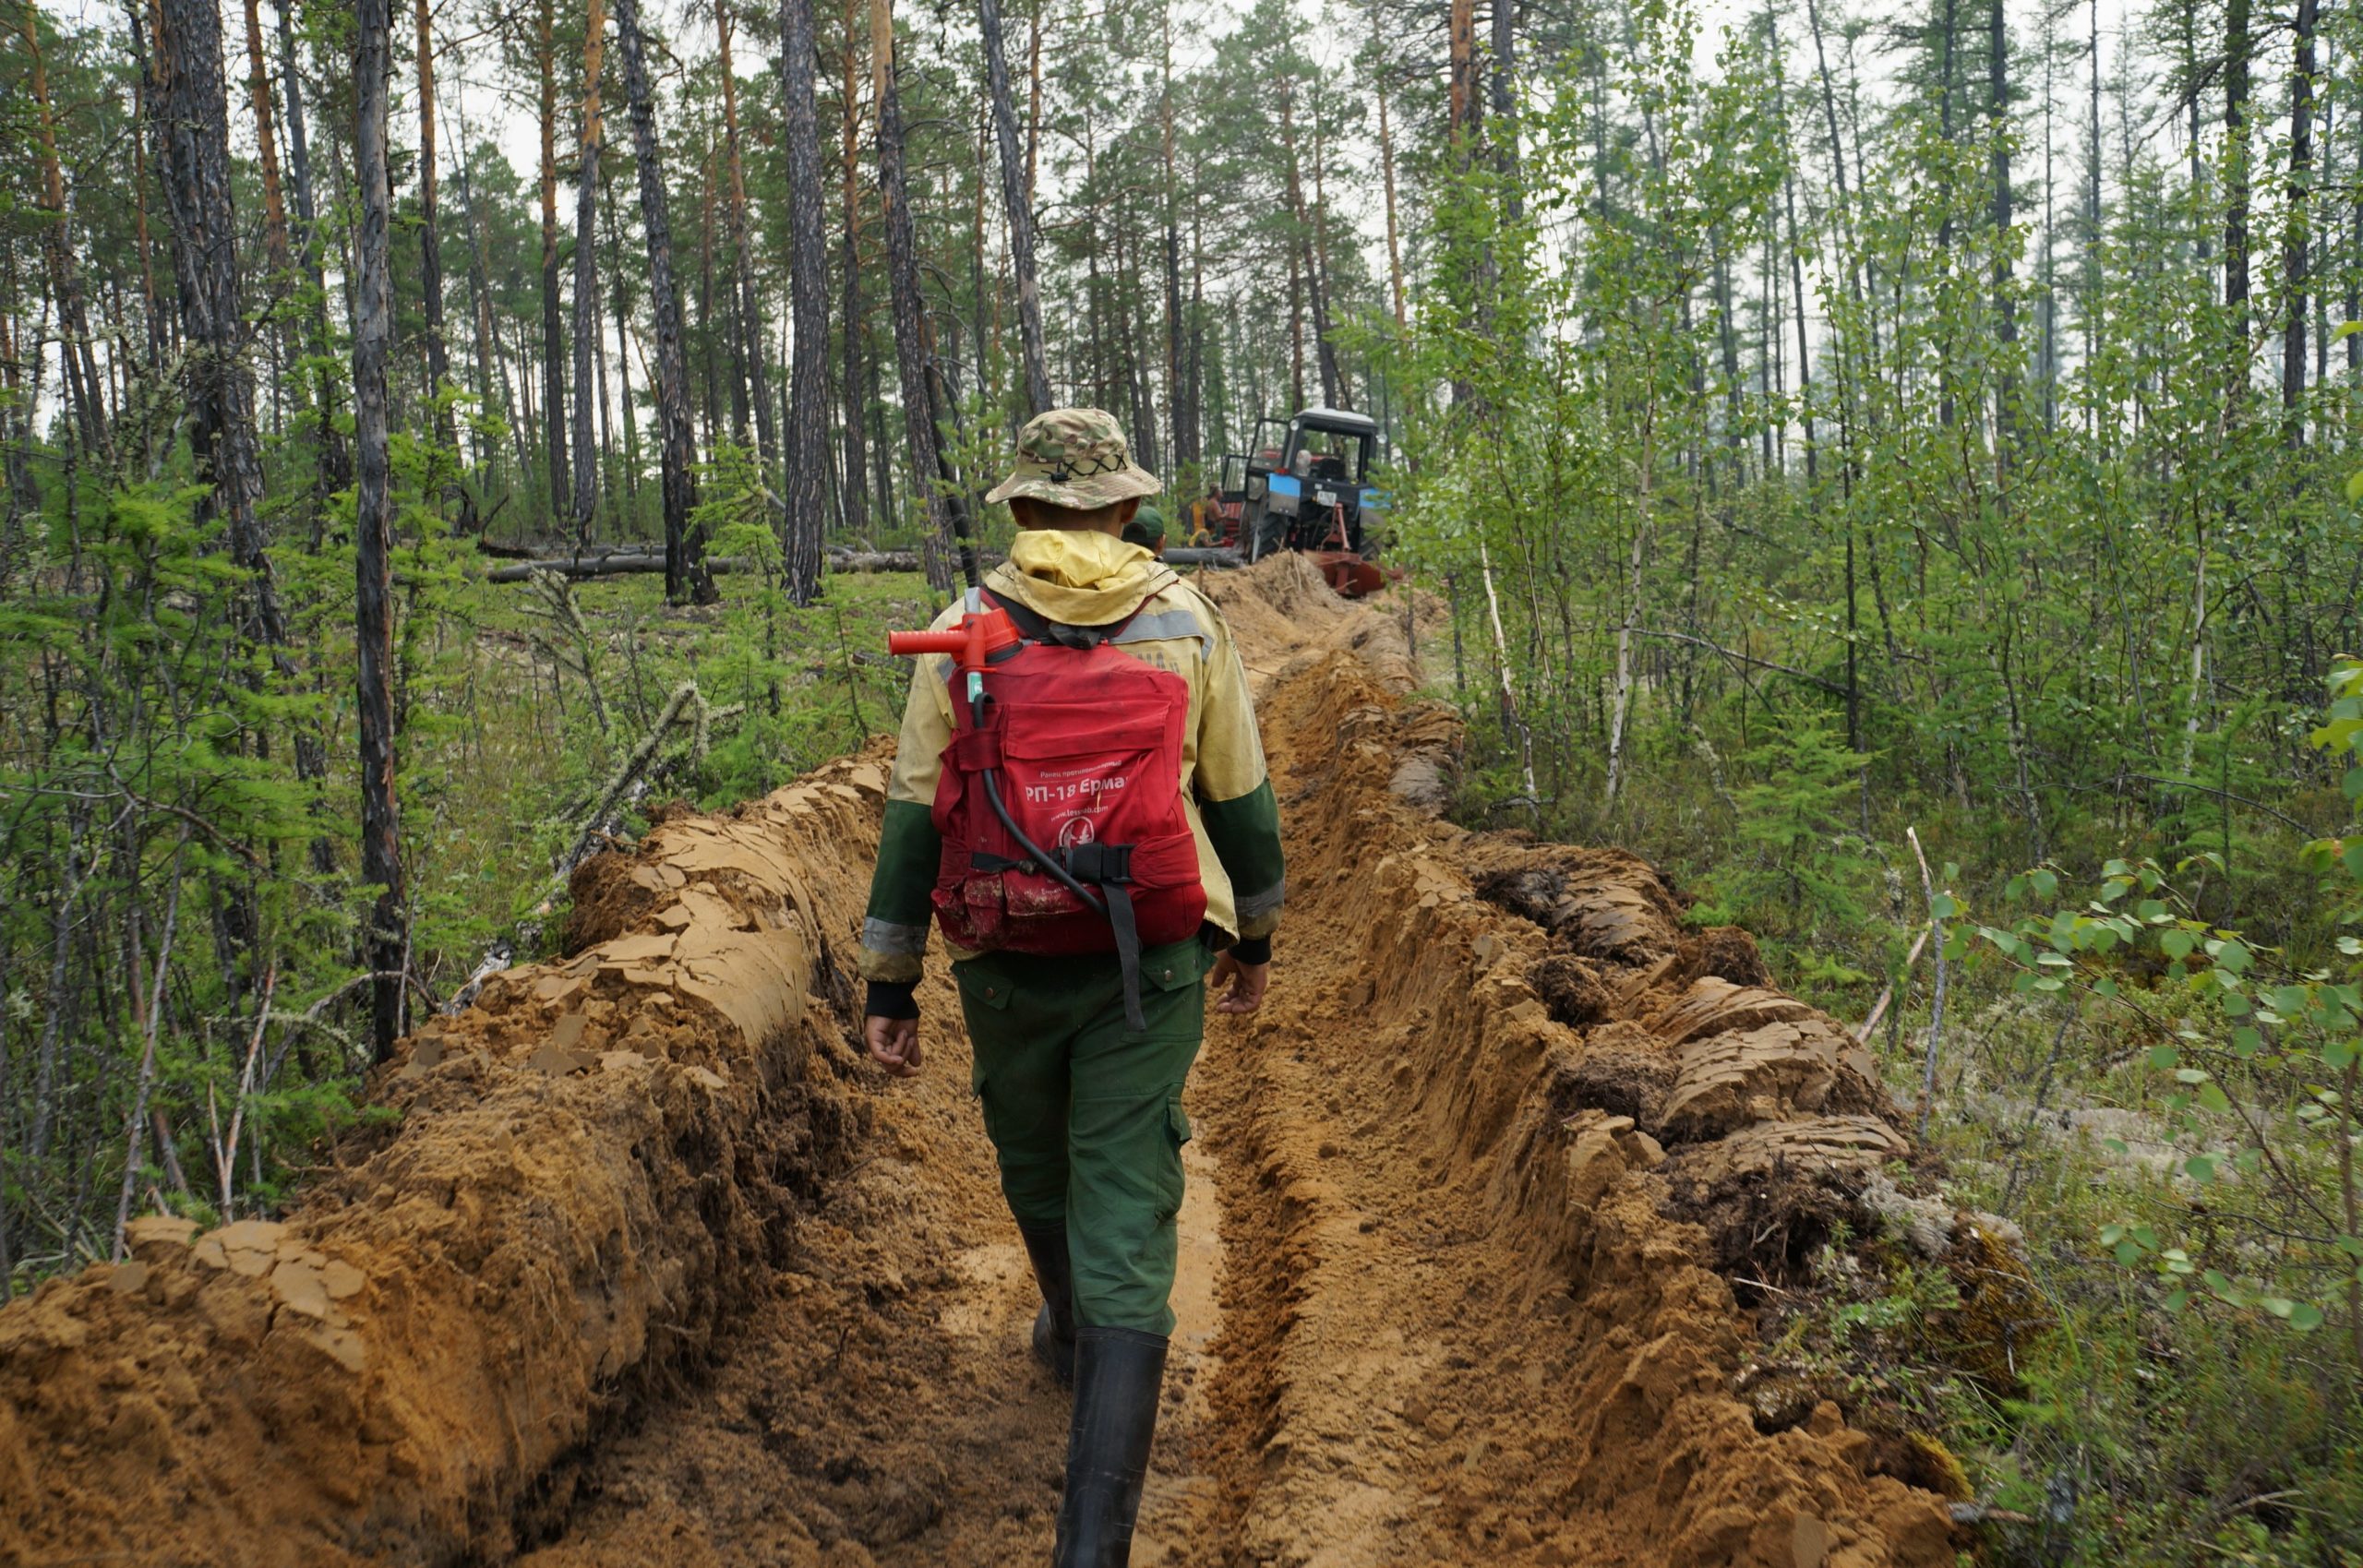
[1153,1097,1192,1222]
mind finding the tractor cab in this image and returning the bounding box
[1220,408,1386,594]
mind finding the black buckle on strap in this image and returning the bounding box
[1058,842,1134,884]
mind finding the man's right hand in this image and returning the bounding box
[866,1015,922,1077]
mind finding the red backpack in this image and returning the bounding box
[923,588,1207,1025]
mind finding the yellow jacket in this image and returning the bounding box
[859,530,1284,985]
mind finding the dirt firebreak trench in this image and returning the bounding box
[1,557,1961,1568]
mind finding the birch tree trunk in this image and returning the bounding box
[1602,401,1657,808]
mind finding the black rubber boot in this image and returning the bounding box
[1051,1325,1169,1567]
[1018,1224,1077,1386]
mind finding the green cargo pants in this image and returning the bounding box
[953,934,1207,1336]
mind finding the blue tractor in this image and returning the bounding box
[1226,407,1386,596]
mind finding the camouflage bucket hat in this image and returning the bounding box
[987,407,1161,509]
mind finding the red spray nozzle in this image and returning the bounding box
[886,605,1021,674]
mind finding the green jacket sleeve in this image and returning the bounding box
[860,636,956,985]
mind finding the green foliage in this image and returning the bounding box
[1718,715,1878,938]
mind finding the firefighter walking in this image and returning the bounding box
[860,409,1285,1566]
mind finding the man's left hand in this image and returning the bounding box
[1210,953,1270,1015]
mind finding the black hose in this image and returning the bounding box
[971,689,1107,916]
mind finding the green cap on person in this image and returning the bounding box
[986,407,1161,509]
[1122,505,1167,549]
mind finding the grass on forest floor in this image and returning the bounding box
[394,565,950,996]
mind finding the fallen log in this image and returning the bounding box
[485,545,1243,582]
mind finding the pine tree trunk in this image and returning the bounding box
[415,0,462,512]
[780,0,831,602]
[839,0,870,537]
[153,0,278,643]
[979,0,1051,414]
[1490,0,1523,221]
[278,0,350,497]
[871,0,965,590]
[1448,0,1479,148]
[355,0,407,1061]
[2284,0,2320,440]
[452,121,513,474]
[1373,4,1406,333]
[538,0,570,514]
[570,0,607,545]
[20,7,108,464]
[2225,0,2252,330]
[240,0,292,277]
[1989,0,2016,462]
[1160,3,1186,468]
[611,0,711,601]
[1307,81,1344,411]
[720,7,778,497]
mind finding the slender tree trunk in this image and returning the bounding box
[570,0,607,545]
[1490,0,1523,221]
[279,0,349,496]
[2225,0,2252,332]
[1769,22,1817,489]
[20,6,108,464]
[153,0,278,642]
[698,141,722,451]
[1373,9,1406,332]
[839,0,870,536]
[1989,0,2016,463]
[1307,80,1345,410]
[240,0,292,277]
[1160,1,1186,468]
[1603,402,1657,808]
[979,0,1051,413]
[2285,0,2320,441]
[355,0,406,1062]
[780,0,831,601]
[603,171,642,497]
[870,0,971,589]
[613,0,714,602]
[415,0,457,468]
[452,116,512,476]
[538,0,570,512]
[720,6,778,495]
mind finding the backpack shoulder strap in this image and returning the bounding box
[982,586,1142,651]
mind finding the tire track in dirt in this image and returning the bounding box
[1160,561,1956,1566]
[0,556,1961,1568]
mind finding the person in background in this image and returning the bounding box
[1186,484,1222,546]
[1122,503,1168,557]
